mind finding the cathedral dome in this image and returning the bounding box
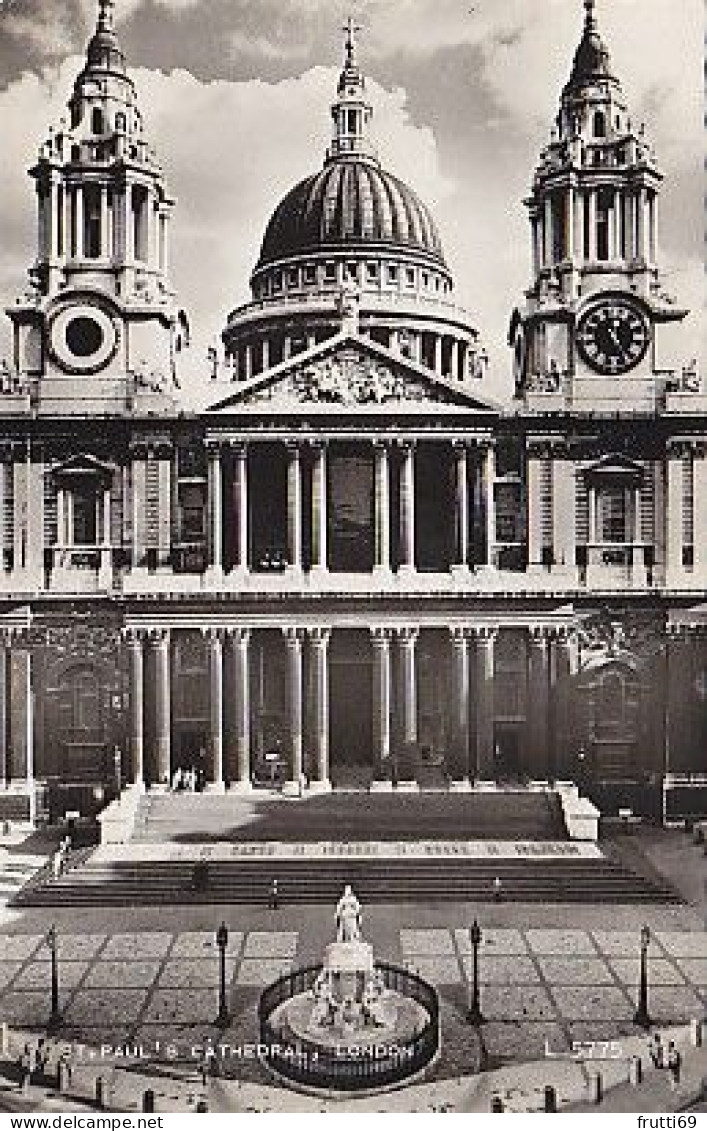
[256,159,446,272]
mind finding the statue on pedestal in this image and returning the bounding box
[335,884,362,942]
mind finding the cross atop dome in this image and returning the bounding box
[97,0,115,32]
[343,16,361,67]
[583,0,597,32]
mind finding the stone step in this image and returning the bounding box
[14,855,681,907]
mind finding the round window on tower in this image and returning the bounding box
[49,303,118,374]
[66,315,104,357]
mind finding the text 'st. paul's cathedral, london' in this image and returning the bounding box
[0,0,704,827]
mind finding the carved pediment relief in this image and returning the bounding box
[244,348,449,407]
[207,335,497,414]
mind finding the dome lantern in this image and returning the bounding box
[327,17,377,166]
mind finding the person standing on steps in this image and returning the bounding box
[667,1042,681,1091]
[269,878,279,910]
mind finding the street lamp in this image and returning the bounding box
[633,924,651,1029]
[467,919,483,1025]
[216,921,229,1026]
[46,924,60,1031]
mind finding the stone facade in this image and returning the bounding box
[0,0,704,821]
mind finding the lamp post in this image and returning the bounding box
[46,924,60,1031]
[216,921,229,1026]
[467,919,483,1025]
[633,924,651,1029]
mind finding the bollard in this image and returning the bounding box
[58,1059,72,1093]
[142,1089,155,1113]
[1,1022,9,1057]
[196,1099,209,1113]
[588,1070,602,1105]
[95,1076,108,1109]
[491,1094,504,1112]
[543,1085,557,1113]
[629,1056,643,1086]
[690,1018,703,1048]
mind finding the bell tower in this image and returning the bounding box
[510,0,688,412]
[7,0,189,413]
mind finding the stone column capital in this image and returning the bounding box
[470,625,498,643]
[225,626,252,644]
[394,626,419,644]
[147,627,171,646]
[203,626,227,644]
[307,626,332,647]
[283,625,306,647]
[122,627,149,647]
[450,625,475,645]
[370,627,393,647]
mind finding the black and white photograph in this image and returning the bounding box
[0,0,704,1118]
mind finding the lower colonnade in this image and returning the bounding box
[123,623,575,793]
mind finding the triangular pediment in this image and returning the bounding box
[49,453,114,481]
[584,453,643,479]
[206,333,501,415]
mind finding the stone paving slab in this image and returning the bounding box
[482,1021,568,1063]
[525,929,598,955]
[481,984,557,1022]
[592,930,646,956]
[461,956,539,984]
[64,988,149,1027]
[0,935,42,960]
[608,956,687,986]
[1,990,72,1025]
[142,988,218,1025]
[401,928,455,956]
[157,958,238,988]
[0,960,23,988]
[656,931,707,958]
[170,931,244,959]
[12,960,89,990]
[645,985,706,1022]
[548,984,632,1022]
[82,960,164,988]
[54,935,107,961]
[242,932,297,959]
[535,956,616,985]
[406,957,460,986]
[101,933,173,960]
[235,958,293,987]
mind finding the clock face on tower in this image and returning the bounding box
[576,300,650,375]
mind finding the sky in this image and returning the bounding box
[0,0,702,405]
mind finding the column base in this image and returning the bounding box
[369,779,394,793]
[228,780,253,795]
[474,779,499,791]
[284,565,304,580]
[395,780,419,793]
[372,564,393,578]
[128,779,147,795]
[449,778,472,793]
[149,782,170,793]
[308,778,332,794]
[308,566,329,580]
[450,564,472,578]
[282,779,303,797]
[203,781,227,794]
[396,564,416,578]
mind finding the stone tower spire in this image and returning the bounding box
[327,17,378,165]
[6,0,189,410]
[509,0,687,409]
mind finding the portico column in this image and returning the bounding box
[449,340,460,381]
[311,443,328,572]
[473,627,496,779]
[56,488,66,547]
[566,186,575,260]
[261,338,270,371]
[0,640,7,788]
[228,628,252,791]
[588,484,598,545]
[434,336,443,375]
[127,631,145,788]
[550,629,574,780]
[75,186,85,259]
[283,628,304,793]
[233,444,249,572]
[398,443,416,572]
[527,628,550,779]
[309,628,331,792]
[481,443,496,568]
[371,629,392,782]
[449,628,471,785]
[206,629,225,791]
[207,444,223,572]
[544,195,553,264]
[453,442,470,570]
[397,628,418,746]
[152,629,171,787]
[588,190,598,261]
[99,186,109,259]
[374,442,391,572]
[666,446,684,581]
[286,443,303,571]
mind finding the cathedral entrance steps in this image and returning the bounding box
[131,788,569,845]
[14,845,682,907]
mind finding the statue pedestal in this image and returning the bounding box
[322,940,374,1003]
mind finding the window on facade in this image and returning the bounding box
[303,264,316,285]
[72,482,97,545]
[405,267,415,287]
[346,262,358,282]
[551,193,565,261]
[593,110,607,138]
[92,107,104,134]
[596,189,612,261]
[495,483,522,544]
[273,271,282,291]
[598,487,627,543]
[366,262,378,283]
[177,443,206,479]
[324,262,336,282]
[287,267,298,287]
[83,186,101,259]
[132,186,149,262]
[115,112,126,132]
[180,485,205,542]
[387,264,398,284]
[422,272,429,288]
